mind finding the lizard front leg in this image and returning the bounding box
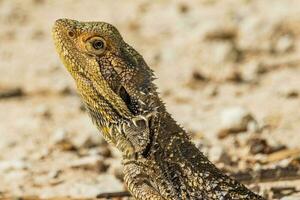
[121,112,156,155]
[123,162,166,200]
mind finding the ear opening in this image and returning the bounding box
[118,86,137,115]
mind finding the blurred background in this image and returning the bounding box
[0,0,300,199]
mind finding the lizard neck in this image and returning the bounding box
[138,110,188,158]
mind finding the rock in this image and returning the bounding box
[281,194,300,200]
[273,34,294,53]
[204,85,218,97]
[52,82,74,95]
[0,160,28,171]
[177,3,189,14]
[241,61,266,82]
[107,160,124,181]
[51,129,76,151]
[31,148,50,160]
[50,174,123,199]
[98,146,112,158]
[192,71,208,82]
[34,104,51,119]
[204,26,236,41]
[272,186,298,199]
[218,107,258,138]
[238,16,277,52]
[207,41,239,64]
[73,132,104,149]
[209,146,232,166]
[48,169,62,179]
[80,146,111,159]
[52,129,105,152]
[265,149,300,163]
[52,129,68,144]
[247,137,286,155]
[185,71,210,90]
[224,69,243,83]
[73,133,110,159]
[286,91,299,99]
[248,137,270,155]
[278,88,299,99]
[263,113,282,130]
[69,156,108,172]
[0,86,23,99]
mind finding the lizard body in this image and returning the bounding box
[52,19,264,200]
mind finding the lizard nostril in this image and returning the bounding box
[68,31,75,37]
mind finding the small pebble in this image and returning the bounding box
[108,160,124,181]
[52,129,76,151]
[0,160,28,171]
[274,35,294,54]
[218,107,258,138]
[69,156,107,172]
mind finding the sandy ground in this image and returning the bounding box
[0,0,300,199]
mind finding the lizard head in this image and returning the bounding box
[53,19,160,155]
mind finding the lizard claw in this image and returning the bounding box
[132,110,158,127]
[132,116,146,127]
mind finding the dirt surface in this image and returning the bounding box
[0,0,300,199]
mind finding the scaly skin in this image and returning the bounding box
[52,18,264,200]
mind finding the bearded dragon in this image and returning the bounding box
[52,18,264,200]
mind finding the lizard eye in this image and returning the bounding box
[86,36,106,55]
[92,40,104,50]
